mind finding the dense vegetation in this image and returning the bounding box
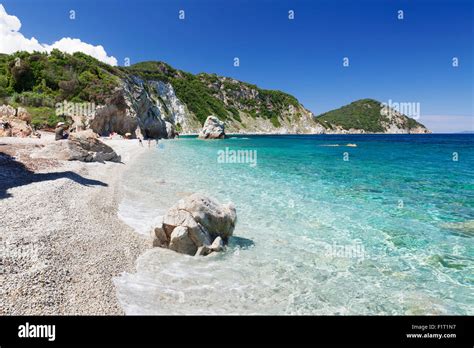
[317,99,424,132]
[198,73,298,127]
[170,73,230,124]
[0,51,303,128]
[121,61,177,82]
[0,50,122,127]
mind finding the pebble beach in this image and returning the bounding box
[0,133,150,314]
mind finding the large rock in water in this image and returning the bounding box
[32,130,121,162]
[198,116,225,139]
[151,193,237,256]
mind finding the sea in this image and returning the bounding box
[114,134,473,315]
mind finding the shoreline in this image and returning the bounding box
[180,132,441,137]
[0,134,151,315]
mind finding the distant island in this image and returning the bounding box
[0,51,430,137]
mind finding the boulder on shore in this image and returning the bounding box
[151,193,237,256]
[198,116,225,139]
[0,105,33,137]
[17,107,32,123]
[32,130,121,163]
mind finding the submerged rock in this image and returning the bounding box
[152,193,237,256]
[441,220,474,236]
[198,116,225,139]
[32,130,121,162]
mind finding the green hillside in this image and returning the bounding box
[0,51,305,129]
[317,98,426,132]
[0,50,122,128]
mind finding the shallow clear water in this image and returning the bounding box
[114,134,474,315]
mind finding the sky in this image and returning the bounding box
[0,0,472,132]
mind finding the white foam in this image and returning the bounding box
[118,200,159,235]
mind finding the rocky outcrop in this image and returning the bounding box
[198,116,225,139]
[0,104,16,118]
[89,90,141,138]
[165,121,176,138]
[151,193,237,256]
[89,77,200,139]
[32,130,121,162]
[407,126,431,134]
[16,107,32,123]
[85,69,330,137]
[0,105,33,137]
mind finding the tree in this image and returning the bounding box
[10,60,34,92]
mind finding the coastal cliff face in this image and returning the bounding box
[0,51,430,137]
[189,74,326,134]
[89,77,200,138]
[123,62,325,135]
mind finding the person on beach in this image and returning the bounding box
[138,137,143,147]
[55,122,68,140]
[156,138,164,149]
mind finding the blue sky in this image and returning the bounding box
[1,0,473,131]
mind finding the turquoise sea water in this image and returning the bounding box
[114,134,474,315]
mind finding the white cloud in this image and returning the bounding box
[0,4,117,65]
[45,38,117,66]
